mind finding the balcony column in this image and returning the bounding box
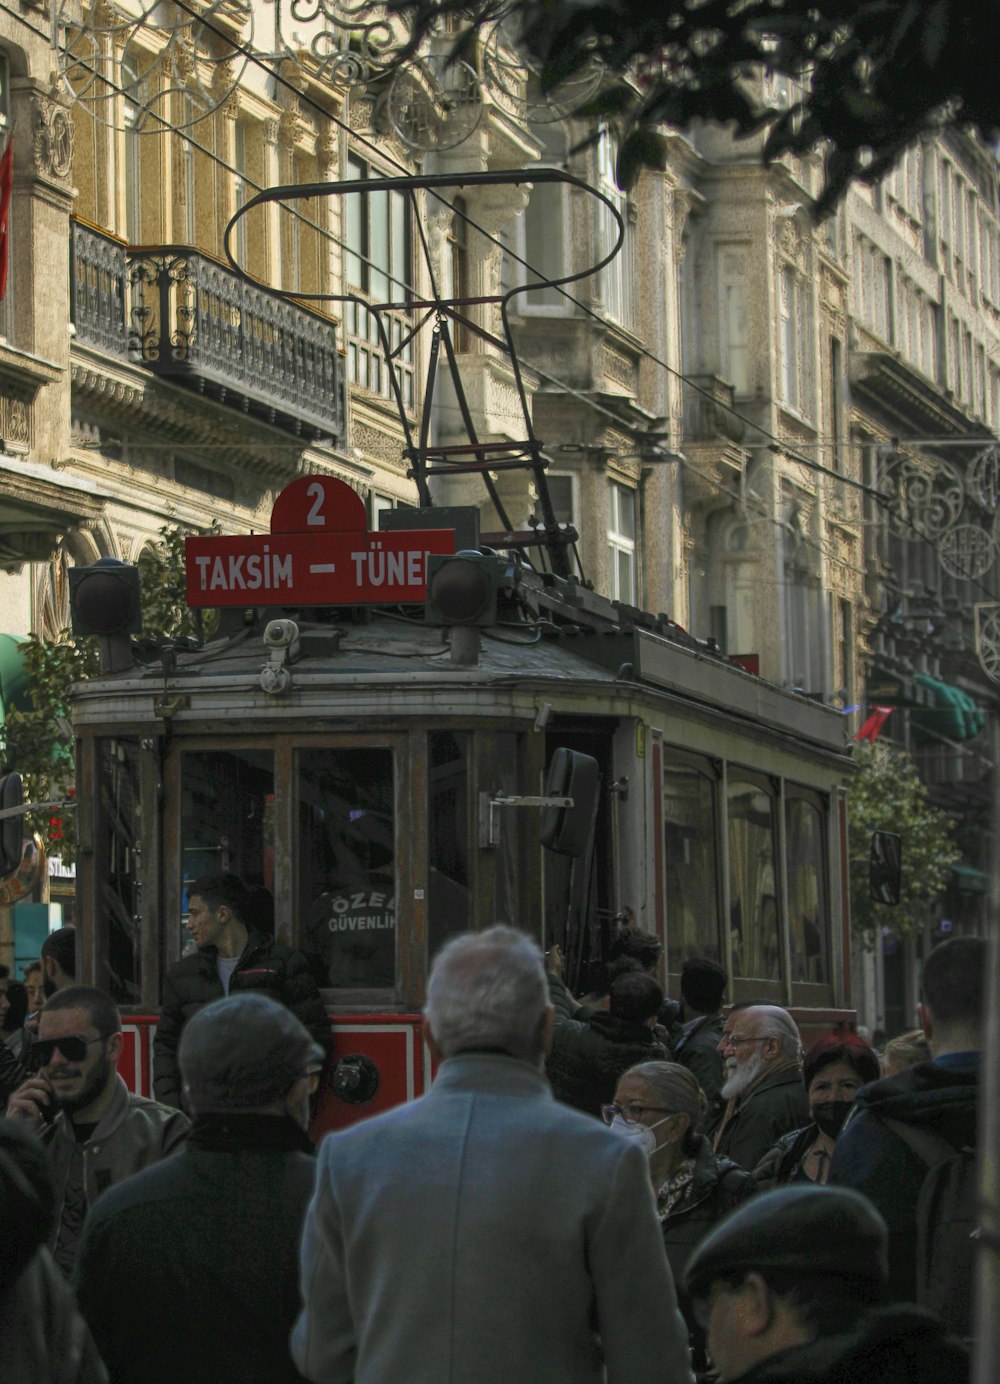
[316,127,338,298]
[263,116,283,289]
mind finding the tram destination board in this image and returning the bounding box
[185,475,454,608]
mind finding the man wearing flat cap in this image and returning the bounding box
[683,1185,968,1384]
[76,993,323,1384]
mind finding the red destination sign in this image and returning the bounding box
[185,476,455,608]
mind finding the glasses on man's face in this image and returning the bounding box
[34,1034,106,1065]
[601,1102,674,1126]
[724,1034,767,1050]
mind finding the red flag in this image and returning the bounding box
[0,132,13,302]
[852,705,894,743]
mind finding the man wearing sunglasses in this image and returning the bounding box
[4,985,189,1276]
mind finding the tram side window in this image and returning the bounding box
[298,749,395,990]
[785,793,830,984]
[180,751,276,956]
[662,754,722,972]
[428,731,470,957]
[98,739,142,1004]
[727,777,780,981]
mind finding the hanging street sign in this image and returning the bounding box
[185,475,455,608]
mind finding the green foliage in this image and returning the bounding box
[397,0,1000,213]
[0,633,99,859]
[0,526,214,864]
[137,524,219,642]
[848,741,960,947]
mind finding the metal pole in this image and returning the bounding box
[972,712,1000,1383]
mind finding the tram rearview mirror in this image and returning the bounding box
[0,771,23,875]
[869,830,902,906]
[541,749,601,857]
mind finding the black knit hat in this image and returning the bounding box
[179,993,325,1113]
[680,957,727,1012]
[684,1185,889,1301]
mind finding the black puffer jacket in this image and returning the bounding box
[153,931,332,1107]
[659,1133,754,1367]
[546,1013,669,1118]
[828,1056,978,1306]
[727,1305,968,1384]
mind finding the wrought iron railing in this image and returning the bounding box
[70,220,129,359]
[71,222,344,441]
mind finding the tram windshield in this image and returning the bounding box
[298,748,395,990]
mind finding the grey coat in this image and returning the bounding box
[292,1052,695,1384]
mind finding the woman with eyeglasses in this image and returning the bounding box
[606,1061,754,1376]
[752,1035,881,1190]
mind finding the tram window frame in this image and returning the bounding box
[295,742,400,1000]
[172,743,278,966]
[661,748,724,978]
[784,784,834,1005]
[94,735,144,1006]
[725,768,784,1002]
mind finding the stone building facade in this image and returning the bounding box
[0,9,996,1023]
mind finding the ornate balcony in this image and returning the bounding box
[682,375,746,446]
[71,221,344,443]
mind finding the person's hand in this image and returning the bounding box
[5,1074,54,1129]
[546,944,566,978]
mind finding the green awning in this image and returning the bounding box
[0,634,29,721]
[911,674,986,743]
[865,665,935,708]
[951,863,991,895]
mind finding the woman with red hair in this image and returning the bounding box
[752,1035,881,1188]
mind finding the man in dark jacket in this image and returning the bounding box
[829,935,983,1318]
[684,1184,968,1384]
[76,993,324,1384]
[709,1005,809,1170]
[546,971,669,1117]
[671,957,727,1112]
[153,872,331,1108]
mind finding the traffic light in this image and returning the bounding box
[69,559,142,638]
[425,552,500,627]
[0,771,23,876]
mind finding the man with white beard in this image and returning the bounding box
[708,1005,809,1171]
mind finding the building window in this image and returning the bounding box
[233,119,249,269]
[724,278,746,393]
[534,472,576,529]
[0,52,11,340]
[345,153,413,408]
[523,125,568,312]
[779,266,812,414]
[595,130,634,329]
[447,195,471,349]
[121,47,147,245]
[608,481,637,604]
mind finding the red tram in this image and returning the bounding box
[66,474,854,1135]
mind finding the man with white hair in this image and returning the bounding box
[709,1004,809,1171]
[292,926,694,1384]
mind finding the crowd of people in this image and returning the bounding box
[0,880,986,1384]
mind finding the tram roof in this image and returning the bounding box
[70,608,850,759]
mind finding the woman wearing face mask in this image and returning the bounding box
[752,1035,881,1189]
[605,1062,753,1375]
